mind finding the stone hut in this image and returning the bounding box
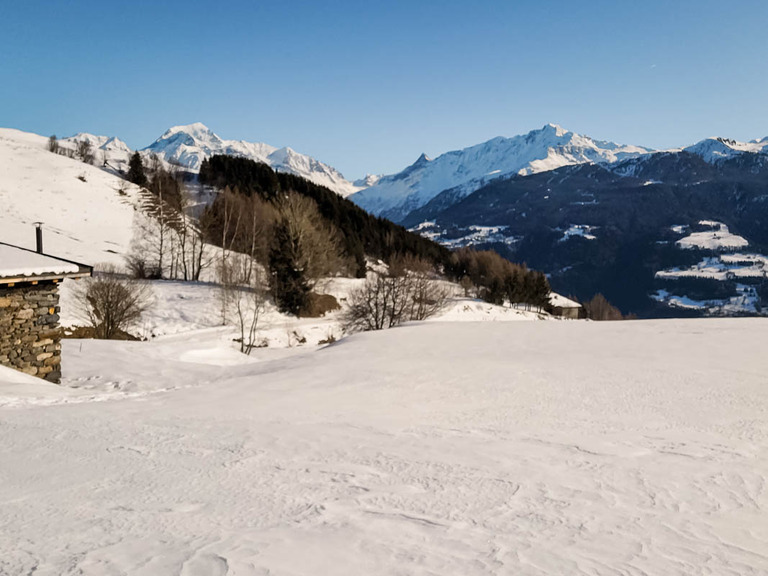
[548,292,585,320]
[0,242,91,383]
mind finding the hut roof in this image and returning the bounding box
[0,242,91,285]
[549,292,582,309]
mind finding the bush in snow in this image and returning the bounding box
[72,264,153,339]
[343,255,448,332]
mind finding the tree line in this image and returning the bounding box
[445,247,551,311]
[199,155,451,275]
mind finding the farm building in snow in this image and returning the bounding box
[0,241,91,383]
[548,292,585,320]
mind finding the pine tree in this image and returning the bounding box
[127,152,147,187]
[268,220,311,315]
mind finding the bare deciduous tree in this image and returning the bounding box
[275,192,341,286]
[72,264,153,339]
[47,134,59,153]
[219,258,267,354]
[75,139,94,164]
[268,192,342,315]
[343,255,448,332]
[584,293,627,321]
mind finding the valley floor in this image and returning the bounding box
[1,319,767,575]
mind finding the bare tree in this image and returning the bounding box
[268,192,342,315]
[47,134,59,153]
[75,139,94,164]
[404,262,451,321]
[276,192,342,285]
[215,187,244,322]
[584,293,627,321]
[219,257,267,354]
[342,255,448,332]
[173,183,194,281]
[126,213,165,279]
[72,264,153,339]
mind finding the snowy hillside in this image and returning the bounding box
[349,124,652,221]
[144,123,361,197]
[0,128,143,266]
[1,318,767,575]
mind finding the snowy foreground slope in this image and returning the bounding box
[1,319,767,575]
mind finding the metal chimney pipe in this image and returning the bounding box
[34,222,43,254]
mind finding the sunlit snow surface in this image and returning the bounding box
[2,319,767,575]
[0,244,81,276]
[0,128,143,266]
[560,224,597,242]
[676,221,748,251]
[409,222,519,249]
[655,222,764,314]
[652,285,760,315]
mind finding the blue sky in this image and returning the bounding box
[1,0,766,178]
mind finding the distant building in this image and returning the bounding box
[548,292,585,320]
[0,242,91,383]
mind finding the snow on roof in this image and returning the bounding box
[0,244,81,279]
[549,292,582,308]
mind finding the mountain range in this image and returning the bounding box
[5,120,768,317]
[348,124,653,222]
[347,125,768,224]
[407,144,768,317]
[55,123,362,198]
[49,122,768,221]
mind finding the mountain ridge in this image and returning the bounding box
[142,123,361,197]
[42,123,361,197]
[348,123,654,222]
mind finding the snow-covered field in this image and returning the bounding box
[560,224,597,242]
[676,221,749,251]
[1,318,767,575]
[409,222,519,250]
[653,285,761,315]
[656,255,768,282]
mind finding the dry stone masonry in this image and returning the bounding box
[0,281,63,383]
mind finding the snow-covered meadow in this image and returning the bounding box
[1,318,767,575]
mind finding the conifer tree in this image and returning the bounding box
[268,219,311,315]
[127,152,147,187]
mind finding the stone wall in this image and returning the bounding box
[0,282,62,383]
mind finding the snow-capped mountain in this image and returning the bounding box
[143,123,360,197]
[683,136,768,163]
[58,132,133,171]
[353,173,382,188]
[348,124,653,222]
[62,133,132,155]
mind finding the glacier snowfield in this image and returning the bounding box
[1,319,767,575]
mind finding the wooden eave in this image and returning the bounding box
[0,268,92,287]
